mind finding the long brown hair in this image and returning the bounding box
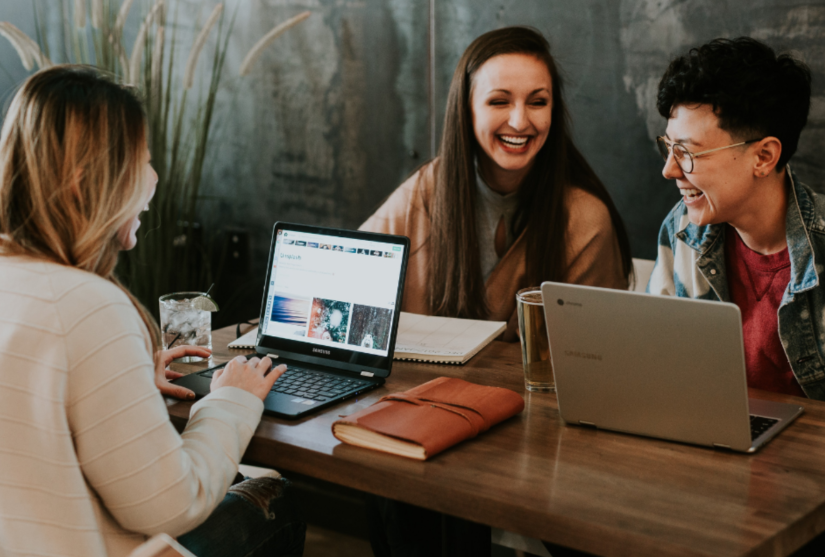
[428,26,632,318]
[0,65,160,350]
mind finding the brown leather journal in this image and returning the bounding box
[331,377,524,460]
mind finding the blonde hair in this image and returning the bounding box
[0,65,160,351]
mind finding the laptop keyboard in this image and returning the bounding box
[200,365,372,403]
[750,415,779,441]
[272,368,371,401]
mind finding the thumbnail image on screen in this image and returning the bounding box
[269,293,311,338]
[347,305,392,351]
[308,298,351,343]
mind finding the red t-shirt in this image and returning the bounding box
[725,226,805,397]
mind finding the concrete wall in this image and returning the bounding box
[1,0,824,320]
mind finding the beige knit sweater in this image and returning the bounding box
[0,255,264,557]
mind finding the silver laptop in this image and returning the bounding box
[540,282,804,453]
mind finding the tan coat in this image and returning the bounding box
[360,162,628,341]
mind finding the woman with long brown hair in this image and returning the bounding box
[0,66,304,557]
[362,27,631,340]
[361,26,631,556]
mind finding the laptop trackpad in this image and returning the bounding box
[172,373,212,397]
[264,391,322,417]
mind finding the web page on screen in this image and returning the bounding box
[262,229,405,357]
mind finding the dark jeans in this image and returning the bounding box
[366,495,490,557]
[178,476,306,557]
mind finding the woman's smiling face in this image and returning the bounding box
[470,53,553,187]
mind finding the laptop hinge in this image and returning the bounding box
[713,443,732,450]
[360,371,374,377]
[579,420,596,428]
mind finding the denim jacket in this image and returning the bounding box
[647,168,825,401]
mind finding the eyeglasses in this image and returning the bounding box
[655,136,762,174]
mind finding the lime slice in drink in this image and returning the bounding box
[192,295,219,312]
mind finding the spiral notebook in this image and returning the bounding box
[229,312,506,365]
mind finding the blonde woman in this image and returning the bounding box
[0,66,304,557]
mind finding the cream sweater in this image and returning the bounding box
[0,255,264,557]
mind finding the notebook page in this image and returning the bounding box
[395,312,505,357]
[228,328,257,349]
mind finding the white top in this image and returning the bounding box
[475,171,519,280]
[0,255,264,557]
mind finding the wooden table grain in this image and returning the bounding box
[166,323,825,557]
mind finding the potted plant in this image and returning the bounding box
[0,0,309,317]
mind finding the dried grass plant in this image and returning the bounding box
[2,0,310,317]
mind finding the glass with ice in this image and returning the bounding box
[159,292,217,362]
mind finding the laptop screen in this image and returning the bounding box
[256,223,408,372]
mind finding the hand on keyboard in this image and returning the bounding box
[211,355,287,401]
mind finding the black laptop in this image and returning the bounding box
[173,222,410,418]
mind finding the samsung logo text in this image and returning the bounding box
[313,348,331,355]
[565,350,602,361]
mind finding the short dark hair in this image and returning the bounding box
[657,37,811,168]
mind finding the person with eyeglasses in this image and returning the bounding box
[647,37,825,406]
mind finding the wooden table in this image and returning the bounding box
[166,324,825,557]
